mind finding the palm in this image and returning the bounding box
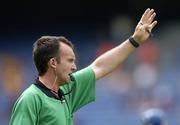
[133,8,157,43]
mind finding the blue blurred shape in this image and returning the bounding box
[141,108,166,125]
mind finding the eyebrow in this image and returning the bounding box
[68,56,76,61]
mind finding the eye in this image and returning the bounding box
[68,58,75,63]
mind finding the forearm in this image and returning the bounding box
[91,8,157,80]
[91,39,135,80]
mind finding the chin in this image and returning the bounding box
[64,77,71,83]
[66,78,71,83]
[58,78,69,86]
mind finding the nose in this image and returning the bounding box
[71,63,77,72]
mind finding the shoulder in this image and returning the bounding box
[10,85,43,122]
[72,66,95,79]
[61,66,96,93]
[17,84,44,105]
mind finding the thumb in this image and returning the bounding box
[148,21,158,32]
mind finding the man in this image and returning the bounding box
[9,8,157,125]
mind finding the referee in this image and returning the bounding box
[9,8,157,125]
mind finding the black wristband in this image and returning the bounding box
[128,36,140,48]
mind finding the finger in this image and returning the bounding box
[138,12,156,26]
[148,12,156,24]
[150,21,158,30]
[147,9,154,18]
[140,8,150,21]
[141,9,155,25]
[151,21,157,29]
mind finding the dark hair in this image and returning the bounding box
[33,36,74,76]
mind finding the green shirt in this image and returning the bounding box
[9,66,96,125]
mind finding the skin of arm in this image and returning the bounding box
[91,8,158,80]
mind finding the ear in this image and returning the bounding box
[49,58,57,69]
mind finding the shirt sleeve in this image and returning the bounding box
[62,66,96,113]
[9,92,41,125]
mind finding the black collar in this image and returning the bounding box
[34,78,65,101]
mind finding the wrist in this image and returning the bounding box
[128,36,140,48]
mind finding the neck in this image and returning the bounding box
[39,72,59,93]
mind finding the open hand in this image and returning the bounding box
[132,8,158,44]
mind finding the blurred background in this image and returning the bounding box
[0,0,180,125]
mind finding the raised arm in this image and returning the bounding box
[90,8,157,80]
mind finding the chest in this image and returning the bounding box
[38,98,72,125]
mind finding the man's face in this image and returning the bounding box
[56,42,76,85]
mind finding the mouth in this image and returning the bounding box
[68,73,74,81]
